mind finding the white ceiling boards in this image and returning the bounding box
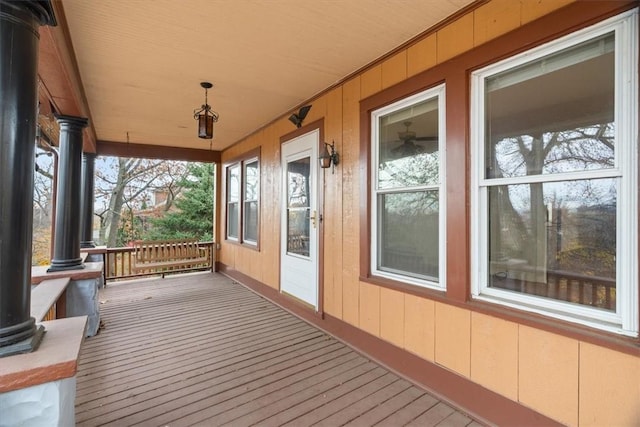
[59,0,474,151]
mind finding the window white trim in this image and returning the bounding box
[226,154,261,246]
[242,156,259,246]
[370,84,446,290]
[471,10,638,336]
[617,9,639,335]
[226,163,240,241]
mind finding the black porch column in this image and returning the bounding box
[0,0,56,357]
[48,115,89,271]
[80,152,96,248]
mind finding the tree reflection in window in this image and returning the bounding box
[483,32,619,310]
[287,158,310,257]
[372,87,444,286]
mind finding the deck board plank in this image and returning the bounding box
[373,393,439,426]
[76,272,480,427]
[341,386,427,426]
[406,402,457,426]
[77,318,312,393]
[436,411,474,427]
[311,377,411,427]
[77,326,327,420]
[278,369,403,427]
[139,351,362,426]
[172,357,376,426]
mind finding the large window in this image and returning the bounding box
[471,11,638,335]
[225,151,260,246]
[371,85,446,289]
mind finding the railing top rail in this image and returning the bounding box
[133,238,199,245]
[106,246,135,254]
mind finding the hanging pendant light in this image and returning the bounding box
[193,82,219,139]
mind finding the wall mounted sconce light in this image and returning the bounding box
[193,82,219,139]
[319,140,339,173]
[288,105,311,128]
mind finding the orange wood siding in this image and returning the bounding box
[379,287,405,348]
[360,64,382,100]
[381,51,407,89]
[436,13,474,63]
[519,326,580,426]
[261,125,283,290]
[323,87,344,319]
[341,77,361,327]
[578,343,640,426]
[217,1,640,425]
[407,34,437,77]
[359,282,380,336]
[403,294,435,362]
[470,312,519,401]
[473,0,522,46]
[521,0,576,25]
[434,303,471,378]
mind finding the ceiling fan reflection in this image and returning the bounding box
[390,121,438,158]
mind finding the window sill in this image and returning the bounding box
[224,239,260,252]
[359,273,447,302]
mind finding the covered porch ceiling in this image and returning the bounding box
[38,0,476,158]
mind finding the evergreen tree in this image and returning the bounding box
[146,163,214,241]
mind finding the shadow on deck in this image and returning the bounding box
[76,272,481,426]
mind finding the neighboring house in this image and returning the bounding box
[218,2,640,426]
[134,190,174,231]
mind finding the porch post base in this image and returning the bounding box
[47,259,85,273]
[0,325,44,358]
[67,278,100,337]
[80,241,96,249]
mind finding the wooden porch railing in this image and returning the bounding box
[104,241,214,282]
[31,277,70,322]
[545,269,616,310]
[492,267,616,311]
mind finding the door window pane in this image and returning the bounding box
[287,157,310,256]
[287,209,310,257]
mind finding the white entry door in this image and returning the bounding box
[280,130,319,309]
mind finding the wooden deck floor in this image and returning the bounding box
[76,272,481,427]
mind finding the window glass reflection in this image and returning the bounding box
[485,33,615,179]
[287,157,311,257]
[378,191,439,281]
[378,98,439,189]
[488,178,616,311]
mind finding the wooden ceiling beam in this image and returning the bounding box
[97,140,221,163]
[38,1,97,153]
